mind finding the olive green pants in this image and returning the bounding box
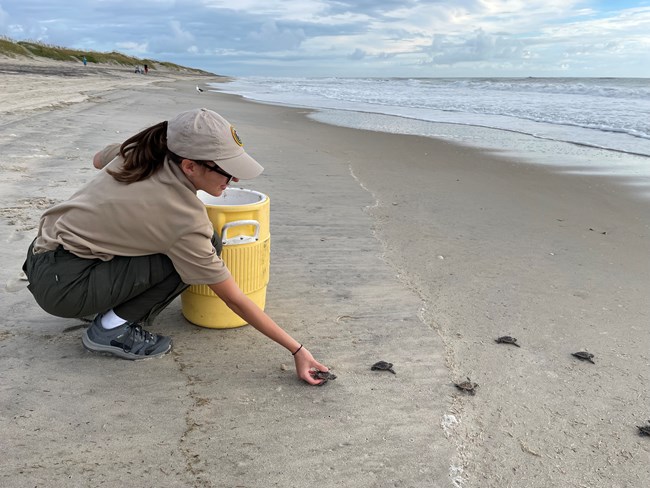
[23,235,221,326]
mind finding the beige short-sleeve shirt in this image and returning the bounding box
[34,145,230,285]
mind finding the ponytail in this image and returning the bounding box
[106,121,169,183]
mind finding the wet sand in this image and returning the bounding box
[1,57,649,487]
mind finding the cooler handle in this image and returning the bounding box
[221,220,260,245]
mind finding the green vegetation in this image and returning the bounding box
[0,36,211,74]
[0,37,31,57]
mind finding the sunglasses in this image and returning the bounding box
[196,161,234,184]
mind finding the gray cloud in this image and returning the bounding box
[245,21,306,52]
[426,29,526,65]
[324,0,419,17]
[348,48,366,60]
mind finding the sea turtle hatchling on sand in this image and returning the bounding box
[371,361,396,374]
[454,377,478,395]
[637,421,650,437]
[495,336,520,347]
[571,351,595,364]
[310,370,337,385]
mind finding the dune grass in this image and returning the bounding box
[0,36,210,74]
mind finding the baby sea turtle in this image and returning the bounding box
[571,351,595,364]
[495,336,520,347]
[371,361,396,374]
[637,421,650,437]
[454,377,478,395]
[310,370,336,385]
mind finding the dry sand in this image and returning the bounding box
[1,57,648,487]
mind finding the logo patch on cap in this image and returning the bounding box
[230,126,243,147]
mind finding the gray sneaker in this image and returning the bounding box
[82,314,172,360]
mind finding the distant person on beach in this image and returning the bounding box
[144,64,148,74]
[82,56,87,66]
[22,108,329,385]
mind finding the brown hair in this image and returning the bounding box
[106,121,170,183]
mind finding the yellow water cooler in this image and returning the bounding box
[181,188,270,328]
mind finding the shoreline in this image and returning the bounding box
[1,59,648,487]
[209,80,650,200]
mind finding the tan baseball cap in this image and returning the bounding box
[167,108,264,179]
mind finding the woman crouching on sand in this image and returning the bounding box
[23,107,328,385]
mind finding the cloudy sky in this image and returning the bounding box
[1,0,649,77]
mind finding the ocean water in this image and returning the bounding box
[210,77,650,192]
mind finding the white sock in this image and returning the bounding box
[100,309,128,330]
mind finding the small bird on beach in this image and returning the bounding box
[196,86,204,93]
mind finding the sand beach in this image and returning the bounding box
[1,57,648,487]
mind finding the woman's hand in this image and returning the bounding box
[293,346,329,385]
[211,279,331,386]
